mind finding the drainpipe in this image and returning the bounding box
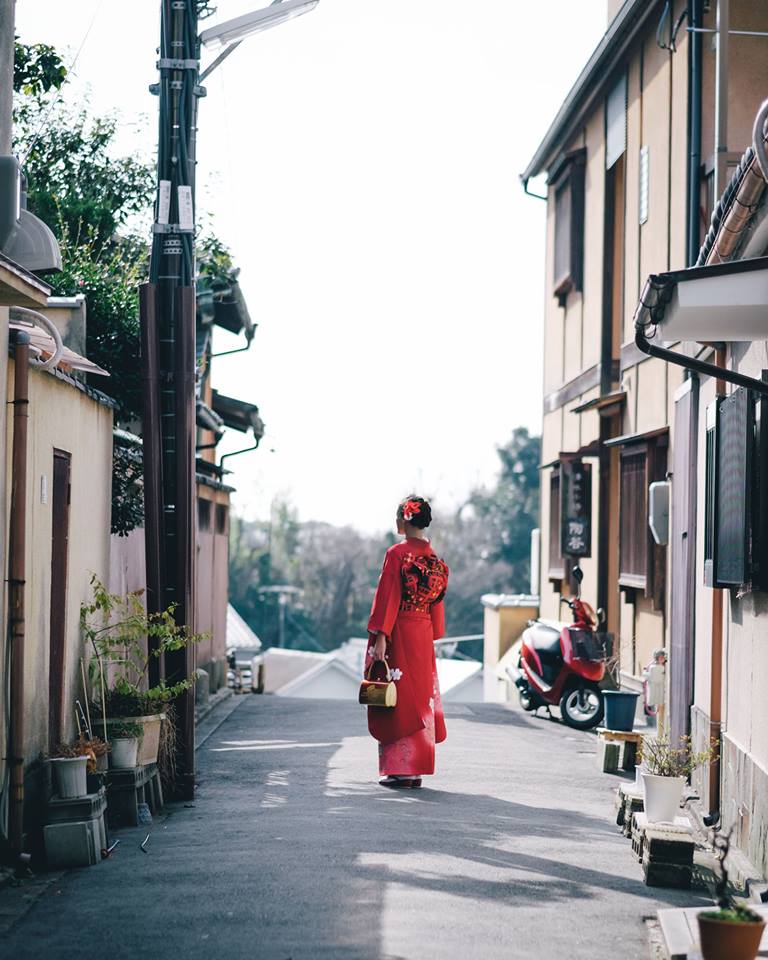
[713,0,730,201]
[635,327,768,396]
[709,349,726,815]
[8,331,29,861]
[687,0,703,266]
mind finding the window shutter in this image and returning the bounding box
[552,150,585,303]
[619,448,648,588]
[606,74,627,170]
[548,471,565,578]
[715,389,752,586]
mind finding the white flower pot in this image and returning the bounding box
[641,772,685,823]
[50,756,88,798]
[110,737,139,770]
[107,714,162,765]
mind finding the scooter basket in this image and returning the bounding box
[570,629,606,662]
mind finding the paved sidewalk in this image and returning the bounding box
[3,696,707,960]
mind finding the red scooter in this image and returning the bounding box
[513,567,607,730]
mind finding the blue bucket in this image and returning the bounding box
[603,690,639,732]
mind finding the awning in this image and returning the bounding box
[212,389,264,439]
[9,320,108,376]
[571,391,626,416]
[196,399,225,440]
[634,256,768,343]
[0,251,50,308]
[197,274,255,341]
[604,427,668,449]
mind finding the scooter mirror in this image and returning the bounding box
[572,566,584,584]
[596,606,606,625]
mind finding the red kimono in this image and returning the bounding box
[366,537,449,777]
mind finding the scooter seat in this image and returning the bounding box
[527,621,562,657]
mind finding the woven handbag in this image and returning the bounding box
[358,660,397,708]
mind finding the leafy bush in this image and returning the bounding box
[81,576,203,717]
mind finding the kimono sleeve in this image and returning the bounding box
[430,599,446,640]
[367,548,402,637]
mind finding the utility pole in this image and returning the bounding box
[0,0,15,153]
[141,0,201,800]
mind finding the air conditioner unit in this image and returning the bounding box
[0,156,62,274]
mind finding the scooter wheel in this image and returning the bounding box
[518,684,538,712]
[559,684,604,730]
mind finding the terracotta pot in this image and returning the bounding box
[698,913,766,960]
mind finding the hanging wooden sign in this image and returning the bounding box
[560,457,592,558]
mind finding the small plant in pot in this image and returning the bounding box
[108,721,144,770]
[81,576,202,773]
[640,733,716,823]
[698,830,766,960]
[49,743,90,799]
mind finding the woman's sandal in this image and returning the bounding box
[379,776,422,789]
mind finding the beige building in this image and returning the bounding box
[1,285,114,847]
[524,0,768,874]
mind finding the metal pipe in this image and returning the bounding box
[687,0,703,266]
[751,98,768,182]
[8,331,29,860]
[714,0,730,200]
[11,306,64,370]
[709,348,726,814]
[521,177,547,201]
[219,438,260,471]
[634,326,768,395]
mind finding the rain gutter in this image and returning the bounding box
[634,265,768,395]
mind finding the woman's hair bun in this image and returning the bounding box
[398,495,432,529]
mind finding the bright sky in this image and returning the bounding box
[16,0,607,534]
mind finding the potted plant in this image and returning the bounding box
[81,576,202,768]
[49,743,89,799]
[108,721,143,770]
[640,733,716,823]
[73,735,109,774]
[698,830,766,960]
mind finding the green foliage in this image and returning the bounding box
[81,576,204,717]
[14,100,154,251]
[48,230,147,420]
[107,719,144,741]
[111,436,145,537]
[13,38,67,97]
[699,907,763,924]
[641,733,717,778]
[198,233,235,287]
[471,427,541,574]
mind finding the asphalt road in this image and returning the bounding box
[3,695,708,960]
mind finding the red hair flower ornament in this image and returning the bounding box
[402,500,422,523]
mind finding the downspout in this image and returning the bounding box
[635,326,768,395]
[709,350,726,816]
[686,0,702,266]
[8,331,29,862]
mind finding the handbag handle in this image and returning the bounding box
[365,660,392,682]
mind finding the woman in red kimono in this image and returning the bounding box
[366,496,449,789]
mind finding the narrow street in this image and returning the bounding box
[4,697,706,960]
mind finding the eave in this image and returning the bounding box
[0,251,51,308]
[521,0,657,183]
